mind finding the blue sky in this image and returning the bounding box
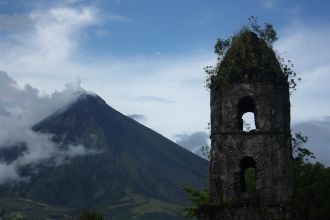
[2,0,330,56]
[0,0,330,163]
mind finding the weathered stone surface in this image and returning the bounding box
[200,32,293,220]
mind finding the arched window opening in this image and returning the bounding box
[240,156,256,193]
[237,96,257,131]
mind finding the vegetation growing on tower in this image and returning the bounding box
[204,16,300,92]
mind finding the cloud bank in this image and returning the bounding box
[275,23,330,122]
[127,114,147,123]
[175,131,209,159]
[293,117,330,166]
[0,71,94,184]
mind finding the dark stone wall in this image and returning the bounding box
[211,82,291,134]
[203,81,293,220]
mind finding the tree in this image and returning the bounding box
[182,186,209,219]
[74,210,105,220]
[7,213,26,220]
[292,133,330,220]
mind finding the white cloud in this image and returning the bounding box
[127,114,147,123]
[0,5,98,85]
[22,6,97,66]
[175,131,209,159]
[0,71,84,126]
[0,163,20,184]
[100,54,212,139]
[0,71,96,185]
[293,118,330,166]
[275,23,330,122]
[276,24,330,71]
[130,96,174,103]
[0,2,213,142]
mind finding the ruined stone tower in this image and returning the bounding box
[199,31,293,220]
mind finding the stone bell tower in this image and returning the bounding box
[199,31,293,220]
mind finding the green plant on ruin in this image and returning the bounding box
[204,16,300,92]
[182,186,209,219]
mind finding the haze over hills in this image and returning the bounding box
[0,93,209,220]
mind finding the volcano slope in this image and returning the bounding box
[0,94,208,220]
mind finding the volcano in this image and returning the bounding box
[0,93,208,220]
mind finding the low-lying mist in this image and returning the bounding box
[0,71,97,184]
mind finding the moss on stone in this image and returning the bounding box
[215,31,285,84]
